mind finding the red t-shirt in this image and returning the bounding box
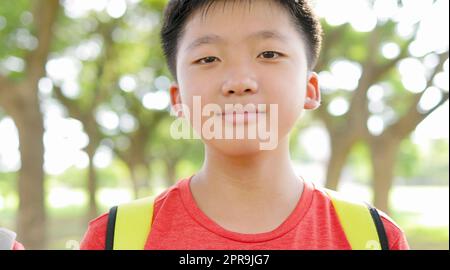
[80,176,409,250]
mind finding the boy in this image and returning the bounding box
[80,0,409,250]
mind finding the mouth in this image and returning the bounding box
[214,104,267,116]
[216,111,266,116]
[214,106,267,125]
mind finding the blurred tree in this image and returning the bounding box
[153,116,204,186]
[413,139,449,185]
[0,0,59,249]
[52,20,117,221]
[103,2,174,198]
[111,92,167,198]
[315,8,449,213]
[395,138,421,180]
[368,51,448,212]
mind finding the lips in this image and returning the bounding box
[214,105,267,125]
[218,111,265,116]
[214,104,266,116]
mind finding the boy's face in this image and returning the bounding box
[170,0,320,155]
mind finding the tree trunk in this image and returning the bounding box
[85,122,98,221]
[128,163,151,199]
[86,144,98,221]
[325,134,355,190]
[0,0,59,250]
[14,97,46,250]
[129,165,140,200]
[370,136,400,214]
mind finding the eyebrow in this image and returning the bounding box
[185,30,289,52]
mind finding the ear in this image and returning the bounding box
[169,83,184,118]
[304,72,321,110]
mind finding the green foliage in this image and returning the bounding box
[96,159,130,188]
[348,141,372,185]
[395,137,421,179]
[0,0,31,56]
[49,167,87,189]
[0,0,32,82]
[141,0,168,13]
[0,172,16,196]
[414,139,450,185]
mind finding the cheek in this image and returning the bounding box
[264,71,306,108]
[178,84,217,133]
[262,60,306,98]
[179,80,211,109]
[265,77,306,134]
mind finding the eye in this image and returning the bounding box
[196,56,219,65]
[259,51,283,59]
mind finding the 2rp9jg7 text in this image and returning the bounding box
[179,254,270,267]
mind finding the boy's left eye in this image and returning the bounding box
[258,51,283,59]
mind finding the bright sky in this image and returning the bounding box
[0,0,448,174]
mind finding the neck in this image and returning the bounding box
[192,136,302,202]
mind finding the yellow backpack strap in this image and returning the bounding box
[324,189,389,250]
[105,196,155,250]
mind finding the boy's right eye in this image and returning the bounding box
[195,56,219,65]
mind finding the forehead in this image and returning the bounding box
[179,0,304,52]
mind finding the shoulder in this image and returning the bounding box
[79,178,189,250]
[378,209,410,250]
[312,184,409,250]
[80,212,109,250]
[152,178,189,211]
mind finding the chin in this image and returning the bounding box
[205,138,277,157]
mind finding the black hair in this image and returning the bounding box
[160,0,322,81]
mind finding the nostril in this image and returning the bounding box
[244,89,251,93]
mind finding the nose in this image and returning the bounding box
[221,76,258,96]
